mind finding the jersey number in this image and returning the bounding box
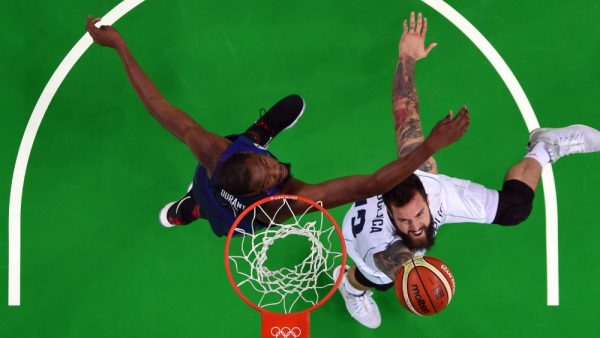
[351,200,368,237]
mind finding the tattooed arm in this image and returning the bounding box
[393,12,438,174]
[373,240,414,280]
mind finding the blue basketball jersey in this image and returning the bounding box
[192,135,285,236]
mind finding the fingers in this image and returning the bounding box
[86,16,101,32]
[424,42,437,54]
[459,110,470,134]
[422,17,428,37]
[416,12,423,34]
[409,11,416,33]
[403,19,408,34]
[453,106,466,122]
[453,106,470,132]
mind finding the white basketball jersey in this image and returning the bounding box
[342,170,499,285]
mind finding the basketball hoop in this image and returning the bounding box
[224,195,346,338]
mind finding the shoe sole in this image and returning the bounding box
[159,202,176,227]
[159,183,193,227]
[283,96,305,131]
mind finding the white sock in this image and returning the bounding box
[526,142,551,167]
[344,278,366,297]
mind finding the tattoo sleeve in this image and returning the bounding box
[392,57,437,173]
[373,240,414,280]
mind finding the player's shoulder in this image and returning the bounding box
[414,169,454,187]
[342,194,392,235]
[414,169,440,179]
[344,195,384,215]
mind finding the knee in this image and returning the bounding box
[493,203,532,226]
[493,180,535,226]
[352,265,394,292]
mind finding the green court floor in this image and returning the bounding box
[2,0,600,337]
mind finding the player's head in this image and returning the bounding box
[220,152,291,195]
[383,174,436,251]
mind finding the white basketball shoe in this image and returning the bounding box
[528,124,600,163]
[333,265,381,329]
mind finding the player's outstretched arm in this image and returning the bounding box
[294,107,469,210]
[393,12,438,173]
[85,16,229,173]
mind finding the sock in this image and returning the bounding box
[525,142,551,167]
[244,123,271,147]
[167,195,201,226]
[344,278,366,297]
[178,197,201,223]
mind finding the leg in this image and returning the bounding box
[504,158,542,191]
[334,265,382,329]
[159,184,203,227]
[243,94,305,147]
[493,124,600,226]
[491,145,543,226]
[491,123,600,226]
[347,265,375,291]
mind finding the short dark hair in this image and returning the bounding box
[382,173,427,207]
[219,152,254,195]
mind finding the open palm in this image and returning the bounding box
[399,12,437,60]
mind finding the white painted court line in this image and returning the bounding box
[8,0,559,308]
[421,0,559,306]
[8,0,145,306]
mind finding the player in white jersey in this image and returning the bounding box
[341,169,498,285]
[334,11,600,329]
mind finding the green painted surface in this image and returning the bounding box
[2,0,600,337]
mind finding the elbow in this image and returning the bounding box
[145,97,170,115]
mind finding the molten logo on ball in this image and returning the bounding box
[394,256,455,316]
[410,284,431,314]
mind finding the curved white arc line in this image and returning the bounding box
[8,0,145,306]
[421,0,559,306]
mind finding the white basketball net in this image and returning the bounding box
[228,197,343,313]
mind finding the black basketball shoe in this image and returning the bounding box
[244,94,305,147]
[159,184,201,227]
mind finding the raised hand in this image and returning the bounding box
[85,16,124,48]
[424,106,470,151]
[399,12,437,61]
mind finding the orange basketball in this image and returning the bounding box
[394,256,456,316]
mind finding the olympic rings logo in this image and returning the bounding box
[270,326,302,338]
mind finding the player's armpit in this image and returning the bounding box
[183,126,230,174]
[373,240,413,280]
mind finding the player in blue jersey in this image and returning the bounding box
[85,16,470,236]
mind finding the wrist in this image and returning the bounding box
[113,38,127,52]
[399,54,415,62]
[421,138,438,154]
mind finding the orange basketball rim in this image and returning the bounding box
[224,194,347,338]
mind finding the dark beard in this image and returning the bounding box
[397,216,436,251]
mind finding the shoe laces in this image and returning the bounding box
[556,134,585,155]
[346,290,376,315]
